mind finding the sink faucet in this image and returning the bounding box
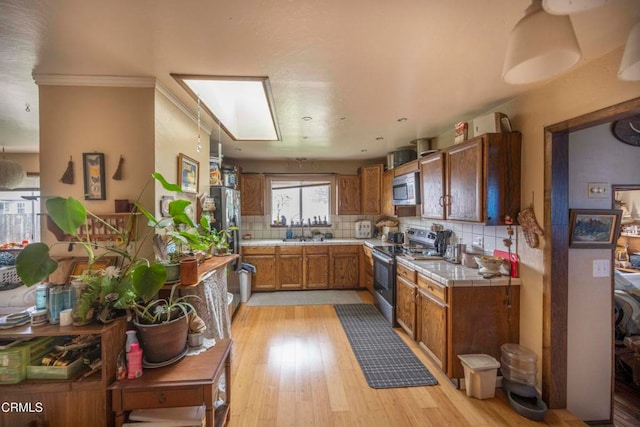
[300,221,310,241]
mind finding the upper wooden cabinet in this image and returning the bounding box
[336,175,361,215]
[393,159,419,176]
[240,174,265,216]
[360,164,383,215]
[420,132,521,225]
[381,169,394,217]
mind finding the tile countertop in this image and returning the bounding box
[239,238,391,247]
[396,256,522,288]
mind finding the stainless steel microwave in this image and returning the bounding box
[392,172,420,205]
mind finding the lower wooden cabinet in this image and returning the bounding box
[242,246,277,291]
[361,245,374,293]
[278,246,304,289]
[305,246,330,289]
[396,275,417,340]
[330,245,360,288]
[417,284,447,372]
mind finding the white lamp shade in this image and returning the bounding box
[542,0,609,15]
[0,159,26,189]
[619,22,640,81]
[503,0,582,85]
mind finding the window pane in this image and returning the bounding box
[0,191,41,242]
[270,179,331,225]
[301,185,329,223]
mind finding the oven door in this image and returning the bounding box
[372,250,396,324]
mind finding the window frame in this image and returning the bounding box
[266,174,335,227]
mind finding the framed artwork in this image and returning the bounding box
[83,153,106,200]
[70,257,117,277]
[568,209,622,248]
[178,153,199,193]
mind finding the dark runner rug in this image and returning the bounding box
[334,303,438,389]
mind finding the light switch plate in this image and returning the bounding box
[587,183,609,199]
[593,259,610,277]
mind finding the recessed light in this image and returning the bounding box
[361,149,368,152]
[302,116,312,121]
[376,137,384,141]
[397,117,407,122]
[302,136,309,140]
[340,117,347,120]
[234,147,242,151]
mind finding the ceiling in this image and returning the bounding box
[1,0,638,161]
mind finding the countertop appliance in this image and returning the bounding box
[209,186,241,317]
[371,227,450,325]
[392,172,420,206]
[355,220,372,239]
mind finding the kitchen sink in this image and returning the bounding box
[281,237,324,242]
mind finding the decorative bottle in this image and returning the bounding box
[125,330,139,352]
[127,342,143,379]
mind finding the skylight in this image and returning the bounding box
[173,75,280,141]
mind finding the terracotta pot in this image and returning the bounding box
[134,312,189,364]
[179,257,198,285]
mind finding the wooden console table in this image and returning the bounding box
[109,339,232,427]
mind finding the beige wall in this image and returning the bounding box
[154,90,211,216]
[39,85,156,257]
[230,158,386,175]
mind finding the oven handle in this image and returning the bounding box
[372,251,394,265]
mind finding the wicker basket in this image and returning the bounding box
[0,266,20,284]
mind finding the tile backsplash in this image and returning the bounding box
[241,214,518,255]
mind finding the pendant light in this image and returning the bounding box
[541,0,609,15]
[619,22,640,81]
[502,0,582,85]
[0,147,26,189]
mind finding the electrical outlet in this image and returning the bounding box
[475,237,484,247]
[592,259,610,277]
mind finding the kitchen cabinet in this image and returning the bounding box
[420,132,521,225]
[396,262,418,339]
[416,272,520,380]
[416,275,448,371]
[330,245,360,288]
[361,245,374,293]
[242,246,277,290]
[304,245,330,289]
[278,246,303,289]
[336,175,361,215]
[240,173,265,216]
[360,164,383,215]
[382,167,420,218]
[0,319,126,427]
[393,159,419,176]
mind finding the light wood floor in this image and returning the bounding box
[229,291,586,427]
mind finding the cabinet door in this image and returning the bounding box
[330,246,359,288]
[396,276,417,340]
[243,255,277,290]
[420,152,446,220]
[418,289,447,372]
[381,169,394,217]
[305,252,330,289]
[446,138,483,222]
[336,175,361,215]
[360,164,383,215]
[240,174,265,216]
[361,246,374,293]
[278,247,303,289]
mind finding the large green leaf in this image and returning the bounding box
[15,243,59,286]
[130,263,167,303]
[153,172,182,192]
[46,197,87,235]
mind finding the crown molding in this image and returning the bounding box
[155,80,213,135]
[32,74,157,87]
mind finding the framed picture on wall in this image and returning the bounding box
[178,153,199,193]
[568,209,622,248]
[83,153,106,200]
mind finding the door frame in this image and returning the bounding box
[543,96,640,411]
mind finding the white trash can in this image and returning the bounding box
[239,270,251,303]
[458,354,501,399]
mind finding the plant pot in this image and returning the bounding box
[134,313,189,364]
[214,247,229,256]
[179,257,198,285]
[164,263,180,283]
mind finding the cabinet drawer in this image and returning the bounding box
[418,274,447,303]
[120,386,203,410]
[305,245,329,254]
[397,263,416,283]
[279,246,303,255]
[242,246,276,255]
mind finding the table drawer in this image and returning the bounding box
[120,386,203,410]
[397,263,416,283]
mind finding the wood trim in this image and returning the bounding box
[543,96,640,411]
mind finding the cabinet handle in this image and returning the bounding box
[438,195,444,207]
[157,393,166,404]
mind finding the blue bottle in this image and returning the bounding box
[286,225,293,239]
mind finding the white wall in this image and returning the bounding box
[566,123,640,420]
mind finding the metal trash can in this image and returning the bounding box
[237,263,256,303]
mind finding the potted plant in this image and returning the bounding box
[199,221,237,256]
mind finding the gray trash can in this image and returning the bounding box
[237,263,256,303]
